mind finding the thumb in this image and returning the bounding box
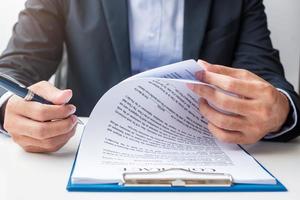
[28,81,73,105]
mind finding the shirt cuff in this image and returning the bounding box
[0,91,13,137]
[264,88,297,139]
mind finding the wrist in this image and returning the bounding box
[270,91,290,133]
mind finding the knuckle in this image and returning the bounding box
[264,85,274,95]
[11,134,20,143]
[199,102,206,114]
[66,117,75,129]
[29,80,48,91]
[199,99,209,115]
[58,118,75,133]
[219,97,231,109]
[61,105,73,117]
[64,117,73,128]
[238,69,249,79]
[22,145,36,153]
[22,146,32,152]
[216,116,228,129]
[34,106,50,121]
[224,80,236,91]
[40,80,48,85]
[35,124,48,139]
[36,81,48,89]
[43,139,57,149]
[260,82,273,93]
[47,143,64,152]
[268,88,278,102]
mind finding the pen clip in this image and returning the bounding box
[0,73,26,88]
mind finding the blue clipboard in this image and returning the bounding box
[66,146,287,192]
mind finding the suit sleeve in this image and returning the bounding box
[231,0,300,141]
[0,0,65,96]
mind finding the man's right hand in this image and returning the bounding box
[2,81,78,153]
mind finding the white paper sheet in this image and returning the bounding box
[71,60,275,185]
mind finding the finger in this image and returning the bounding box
[199,98,247,132]
[187,83,252,116]
[10,96,76,122]
[207,123,245,144]
[12,128,76,152]
[16,145,47,153]
[201,70,265,99]
[28,81,73,105]
[198,60,266,82]
[8,115,77,139]
[12,127,76,153]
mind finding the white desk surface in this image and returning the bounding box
[1,118,299,200]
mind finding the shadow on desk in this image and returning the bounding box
[243,138,300,155]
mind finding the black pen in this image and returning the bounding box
[0,73,83,125]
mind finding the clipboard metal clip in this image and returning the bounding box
[123,168,233,187]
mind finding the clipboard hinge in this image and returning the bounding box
[123,168,233,187]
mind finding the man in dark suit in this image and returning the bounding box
[0,0,299,153]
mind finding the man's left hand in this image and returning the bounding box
[187,60,290,144]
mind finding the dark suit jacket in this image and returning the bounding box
[0,0,299,141]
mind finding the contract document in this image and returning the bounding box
[70,60,276,186]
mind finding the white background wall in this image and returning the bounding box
[0,0,299,92]
[0,1,25,52]
[264,0,300,92]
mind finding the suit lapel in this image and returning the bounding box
[101,0,131,77]
[101,0,212,73]
[183,0,212,60]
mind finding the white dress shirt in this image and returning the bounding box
[128,0,184,74]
